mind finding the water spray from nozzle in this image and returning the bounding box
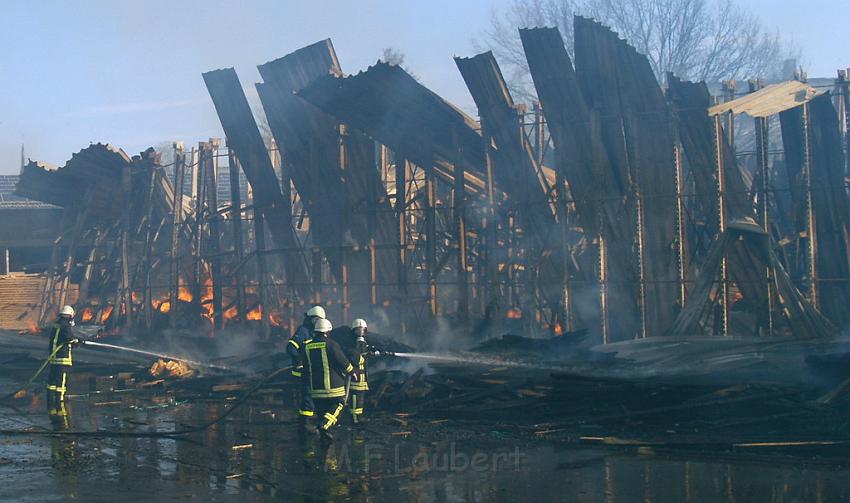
[81,340,232,372]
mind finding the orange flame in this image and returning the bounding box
[178,286,193,303]
[246,304,262,321]
[506,308,523,320]
[26,318,39,334]
[152,297,171,313]
[223,305,238,320]
[100,305,114,324]
[553,323,563,336]
[81,308,94,323]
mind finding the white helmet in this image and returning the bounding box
[60,305,75,317]
[313,318,333,333]
[352,318,367,329]
[306,305,326,319]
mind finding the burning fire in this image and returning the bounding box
[178,286,193,303]
[26,318,39,334]
[246,304,262,321]
[100,305,114,324]
[81,308,94,323]
[506,308,523,320]
[553,323,564,336]
[223,305,238,320]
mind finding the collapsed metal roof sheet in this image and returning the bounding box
[708,80,826,118]
[296,61,484,177]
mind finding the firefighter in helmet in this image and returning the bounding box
[301,318,358,440]
[287,305,325,423]
[46,306,83,416]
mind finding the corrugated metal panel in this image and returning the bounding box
[454,51,564,293]
[574,16,678,338]
[297,62,485,180]
[256,40,367,284]
[258,40,402,299]
[520,26,639,336]
[708,81,825,118]
[203,67,310,290]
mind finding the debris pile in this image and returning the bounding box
[149,358,195,379]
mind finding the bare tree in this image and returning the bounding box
[479,0,798,100]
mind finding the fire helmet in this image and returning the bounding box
[352,318,368,330]
[60,305,75,318]
[306,305,326,319]
[313,318,333,333]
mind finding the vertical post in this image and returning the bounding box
[483,129,500,318]
[626,116,648,340]
[369,153,379,307]
[228,146,245,323]
[142,162,157,329]
[673,140,687,309]
[534,101,545,166]
[192,144,208,310]
[839,69,850,195]
[169,142,185,327]
[750,79,774,336]
[120,162,133,329]
[3,248,9,275]
[598,230,609,344]
[556,163,574,332]
[395,156,408,335]
[40,209,69,323]
[802,102,819,310]
[253,208,271,339]
[337,125,349,318]
[207,139,223,330]
[713,99,729,336]
[424,161,438,317]
[452,129,469,319]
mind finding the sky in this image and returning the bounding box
[0,0,844,174]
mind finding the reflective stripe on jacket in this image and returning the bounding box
[303,337,354,399]
[48,322,73,366]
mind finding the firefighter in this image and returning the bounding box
[287,305,325,423]
[46,305,83,416]
[345,318,371,424]
[301,318,358,440]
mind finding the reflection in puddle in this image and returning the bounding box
[1,375,848,501]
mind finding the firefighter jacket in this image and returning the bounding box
[301,334,355,399]
[338,327,369,392]
[286,320,313,377]
[47,318,75,366]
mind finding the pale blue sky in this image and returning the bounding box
[0,0,843,174]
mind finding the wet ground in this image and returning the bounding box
[2,367,850,502]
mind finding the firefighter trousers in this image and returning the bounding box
[298,377,315,418]
[349,391,365,421]
[46,365,69,413]
[312,397,344,431]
